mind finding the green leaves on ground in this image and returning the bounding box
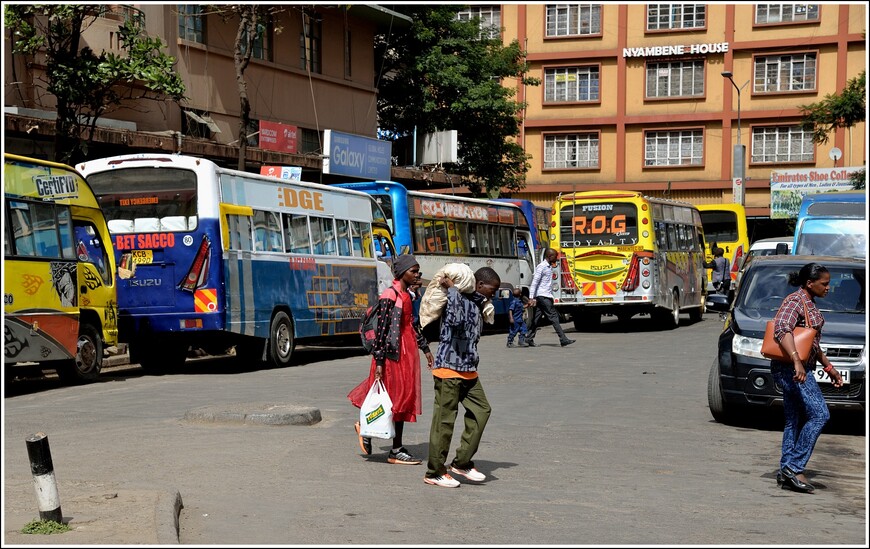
[21,519,72,535]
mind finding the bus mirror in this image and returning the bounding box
[400,245,411,254]
[775,243,789,255]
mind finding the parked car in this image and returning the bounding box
[707,255,865,424]
[734,237,792,291]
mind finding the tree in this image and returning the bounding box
[375,6,540,196]
[799,71,865,191]
[205,5,285,170]
[5,5,186,165]
[799,70,865,145]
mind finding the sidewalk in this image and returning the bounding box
[3,479,181,545]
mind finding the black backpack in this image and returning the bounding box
[360,287,398,354]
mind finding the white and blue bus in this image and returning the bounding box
[793,191,866,258]
[78,154,389,371]
[334,181,537,320]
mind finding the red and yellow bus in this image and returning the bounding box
[4,154,118,382]
[550,190,707,330]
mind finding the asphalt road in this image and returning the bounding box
[3,312,867,545]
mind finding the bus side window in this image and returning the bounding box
[336,219,352,256]
[227,214,253,251]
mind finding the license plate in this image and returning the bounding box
[815,368,850,385]
[131,250,153,264]
[585,297,613,303]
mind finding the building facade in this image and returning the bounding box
[489,3,866,218]
[3,4,451,188]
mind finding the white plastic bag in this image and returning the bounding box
[358,380,395,439]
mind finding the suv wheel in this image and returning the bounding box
[707,358,733,423]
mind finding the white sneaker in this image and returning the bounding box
[449,465,486,482]
[423,473,460,488]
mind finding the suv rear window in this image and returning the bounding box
[740,263,865,314]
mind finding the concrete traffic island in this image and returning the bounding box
[182,403,322,426]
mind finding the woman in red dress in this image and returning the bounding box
[349,255,433,464]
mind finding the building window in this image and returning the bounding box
[755,4,820,24]
[182,109,214,140]
[544,133,600,169]
[646,4,705,31]
[644,129,703,167]
[252,20,272,61]
[300,14,322,74]
[751,125,814,164]
[299,128,322,155]
[754,52,816,93]
[457,6,502,40]
[178,5,205,44]
[546,4,602,37]
[646,60,704,98]
[545,66,600,102]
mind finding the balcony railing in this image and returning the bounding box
[96,4,144,26]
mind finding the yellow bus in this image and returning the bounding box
[550,191,707,330]
[4,154,118,382]
[697,203,749,299]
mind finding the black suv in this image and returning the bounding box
[707,255,865,423]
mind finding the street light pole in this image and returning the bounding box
[721,71,748,205]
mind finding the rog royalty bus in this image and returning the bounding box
[78,154,390,371]
[550,190,707,330]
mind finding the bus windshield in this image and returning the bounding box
[558,202,638,247]
[88,167,198,233]
[699,210,738,242]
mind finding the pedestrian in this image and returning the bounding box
[525,248,575,347]
[348,254,434,465]
[707,246,731,296]
[423,267,501,488]
[771,262,842,493]
[506,287,528,348]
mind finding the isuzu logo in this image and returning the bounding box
[130,278,162,287]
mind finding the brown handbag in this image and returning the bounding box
[761,297,817,362]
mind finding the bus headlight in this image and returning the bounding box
[732,333,764,359]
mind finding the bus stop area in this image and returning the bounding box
[3,318,865,546]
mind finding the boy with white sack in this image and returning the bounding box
[419,263,495,329]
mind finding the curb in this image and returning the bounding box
[183,403,322,426]
[156,490,184,544]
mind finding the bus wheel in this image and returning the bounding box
[57,322,102,383]
[665,290,681,329]
[573,312,600,332]
[268,311,296,367]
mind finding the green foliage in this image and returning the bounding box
[799,71,866,144]
[5,4,186,164]
[375,6,540,196]
[21,519,72,535]
[849,168,865,190]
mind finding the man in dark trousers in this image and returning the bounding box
[525,248,575,348]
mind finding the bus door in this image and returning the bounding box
[516,229,535,295]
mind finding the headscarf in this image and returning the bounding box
[392,254,419,279]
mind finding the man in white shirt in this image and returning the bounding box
[526,248,575,347]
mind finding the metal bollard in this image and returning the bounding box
[26,432,63,523]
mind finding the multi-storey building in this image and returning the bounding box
[486,3,866,220]
[3,4,451,188]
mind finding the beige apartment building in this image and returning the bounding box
[481,3,866,218]
[3,4,451,187]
